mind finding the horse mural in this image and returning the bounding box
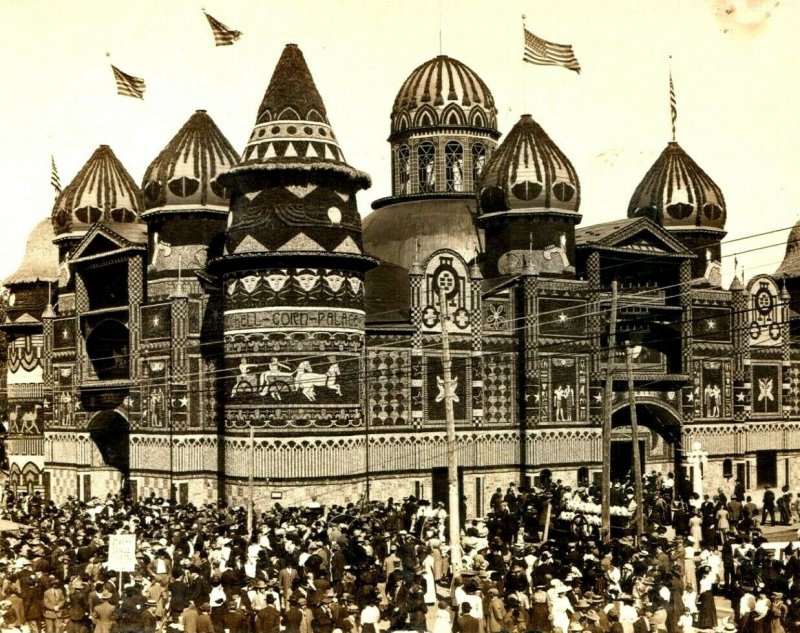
[294,361,341,401]
[231,357,343,402]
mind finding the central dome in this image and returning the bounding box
[391,55,497,136]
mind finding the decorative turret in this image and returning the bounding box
[476,113,581,278]
[628,142,726,281]
[214,43,375,436]
[141,110,240,297]
[776,219,800,314]
[51,145,143,240]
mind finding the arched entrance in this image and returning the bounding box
[85,319,129,380]
[611,399,684,495]
[87,409,130,496]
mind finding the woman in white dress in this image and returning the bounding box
[421,548,437,605]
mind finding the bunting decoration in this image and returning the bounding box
[111,65,146,99]
[204,10,242,46]
[523,25,581,73]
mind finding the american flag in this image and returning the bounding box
[523,27,581,74]
[50,155,61,196]
[670,70,677,141]
[111,65,146,99]
[204,11,242,46]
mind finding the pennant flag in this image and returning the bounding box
[204,11,242,46]
[523,27,581,73]
[669,69,677,142]
[50,155,61,196]
[111,65,146,99]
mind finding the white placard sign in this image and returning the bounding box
[108,534,137,572]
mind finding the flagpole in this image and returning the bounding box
[521,15,528,114]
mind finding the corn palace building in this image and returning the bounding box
[3,44,800,513]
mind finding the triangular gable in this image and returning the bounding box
[579,217,691,256]
[69,223,147,263]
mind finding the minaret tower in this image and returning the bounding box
[214,44,376,501]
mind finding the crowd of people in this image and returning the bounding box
[0,474,797,633]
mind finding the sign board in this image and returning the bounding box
[108,534,137,572]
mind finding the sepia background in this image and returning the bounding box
[0,0,795,285]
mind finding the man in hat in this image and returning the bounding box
[91,589,116,633]
[180,600,200,633]
[311,593,335,633]
[457,602,481,633]
[196,603,215,633]
[42,575,65,633]
[487,587,506,633]
[139,599,160,633]
[256,593,281,633]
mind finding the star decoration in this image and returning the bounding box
[686,391,694,402]
[736,392,745,402]
[62,328,69,341]
[43,398,51,409]
[558,313,567,323]
[152,315,160,327]
[593,392,603,403]
[534,393,541,403]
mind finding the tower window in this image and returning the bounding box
[666,202,693,220]
[472,143,486,188]
[418,142,436,193]
[445,141,464,192]
[703,203,723,221]
[396,145,410,195]
[552,181,575,203]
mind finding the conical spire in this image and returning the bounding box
[142,110,240,213]
[51,145,143,237]
[255,44,328,126]
[223,44,369,190]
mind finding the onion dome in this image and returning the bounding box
[141,110,240,215]
[391,55,498,135]
[627,142,726,231]
[4,219,59,287]
[222,44,370,191]
[52,145,143,237]
[776,219,800,278]
[478,114,580,215]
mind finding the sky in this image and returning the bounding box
[0,0,797,286]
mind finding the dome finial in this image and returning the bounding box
[669,58,677,143]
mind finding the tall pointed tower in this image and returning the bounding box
[214,44,376,503]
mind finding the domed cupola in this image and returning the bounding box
[476,113,581,278]
[380,54,500,200]
[140,111,241,292]
[141,110,240,214]
[51,145,143,240]
[628,141,726,230]
[391,55,498,135]
[628,141,726,278]
[478,114,580,214]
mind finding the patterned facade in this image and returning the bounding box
[3,45,800,514]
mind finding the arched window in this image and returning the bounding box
[445,141,464,192]
[723,458,733,479]
[396,145,410,195]
[472,143,486,188]
[417,142,436,193]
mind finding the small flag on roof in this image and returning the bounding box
[50,155,61,196]
[111,65,146,99]
[523,25,581,74]
[204,10,242,46]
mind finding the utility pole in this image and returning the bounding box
[601,280,618,544]
[247,423,255,535]
[439,288,461,573]
[625,343,645,542]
